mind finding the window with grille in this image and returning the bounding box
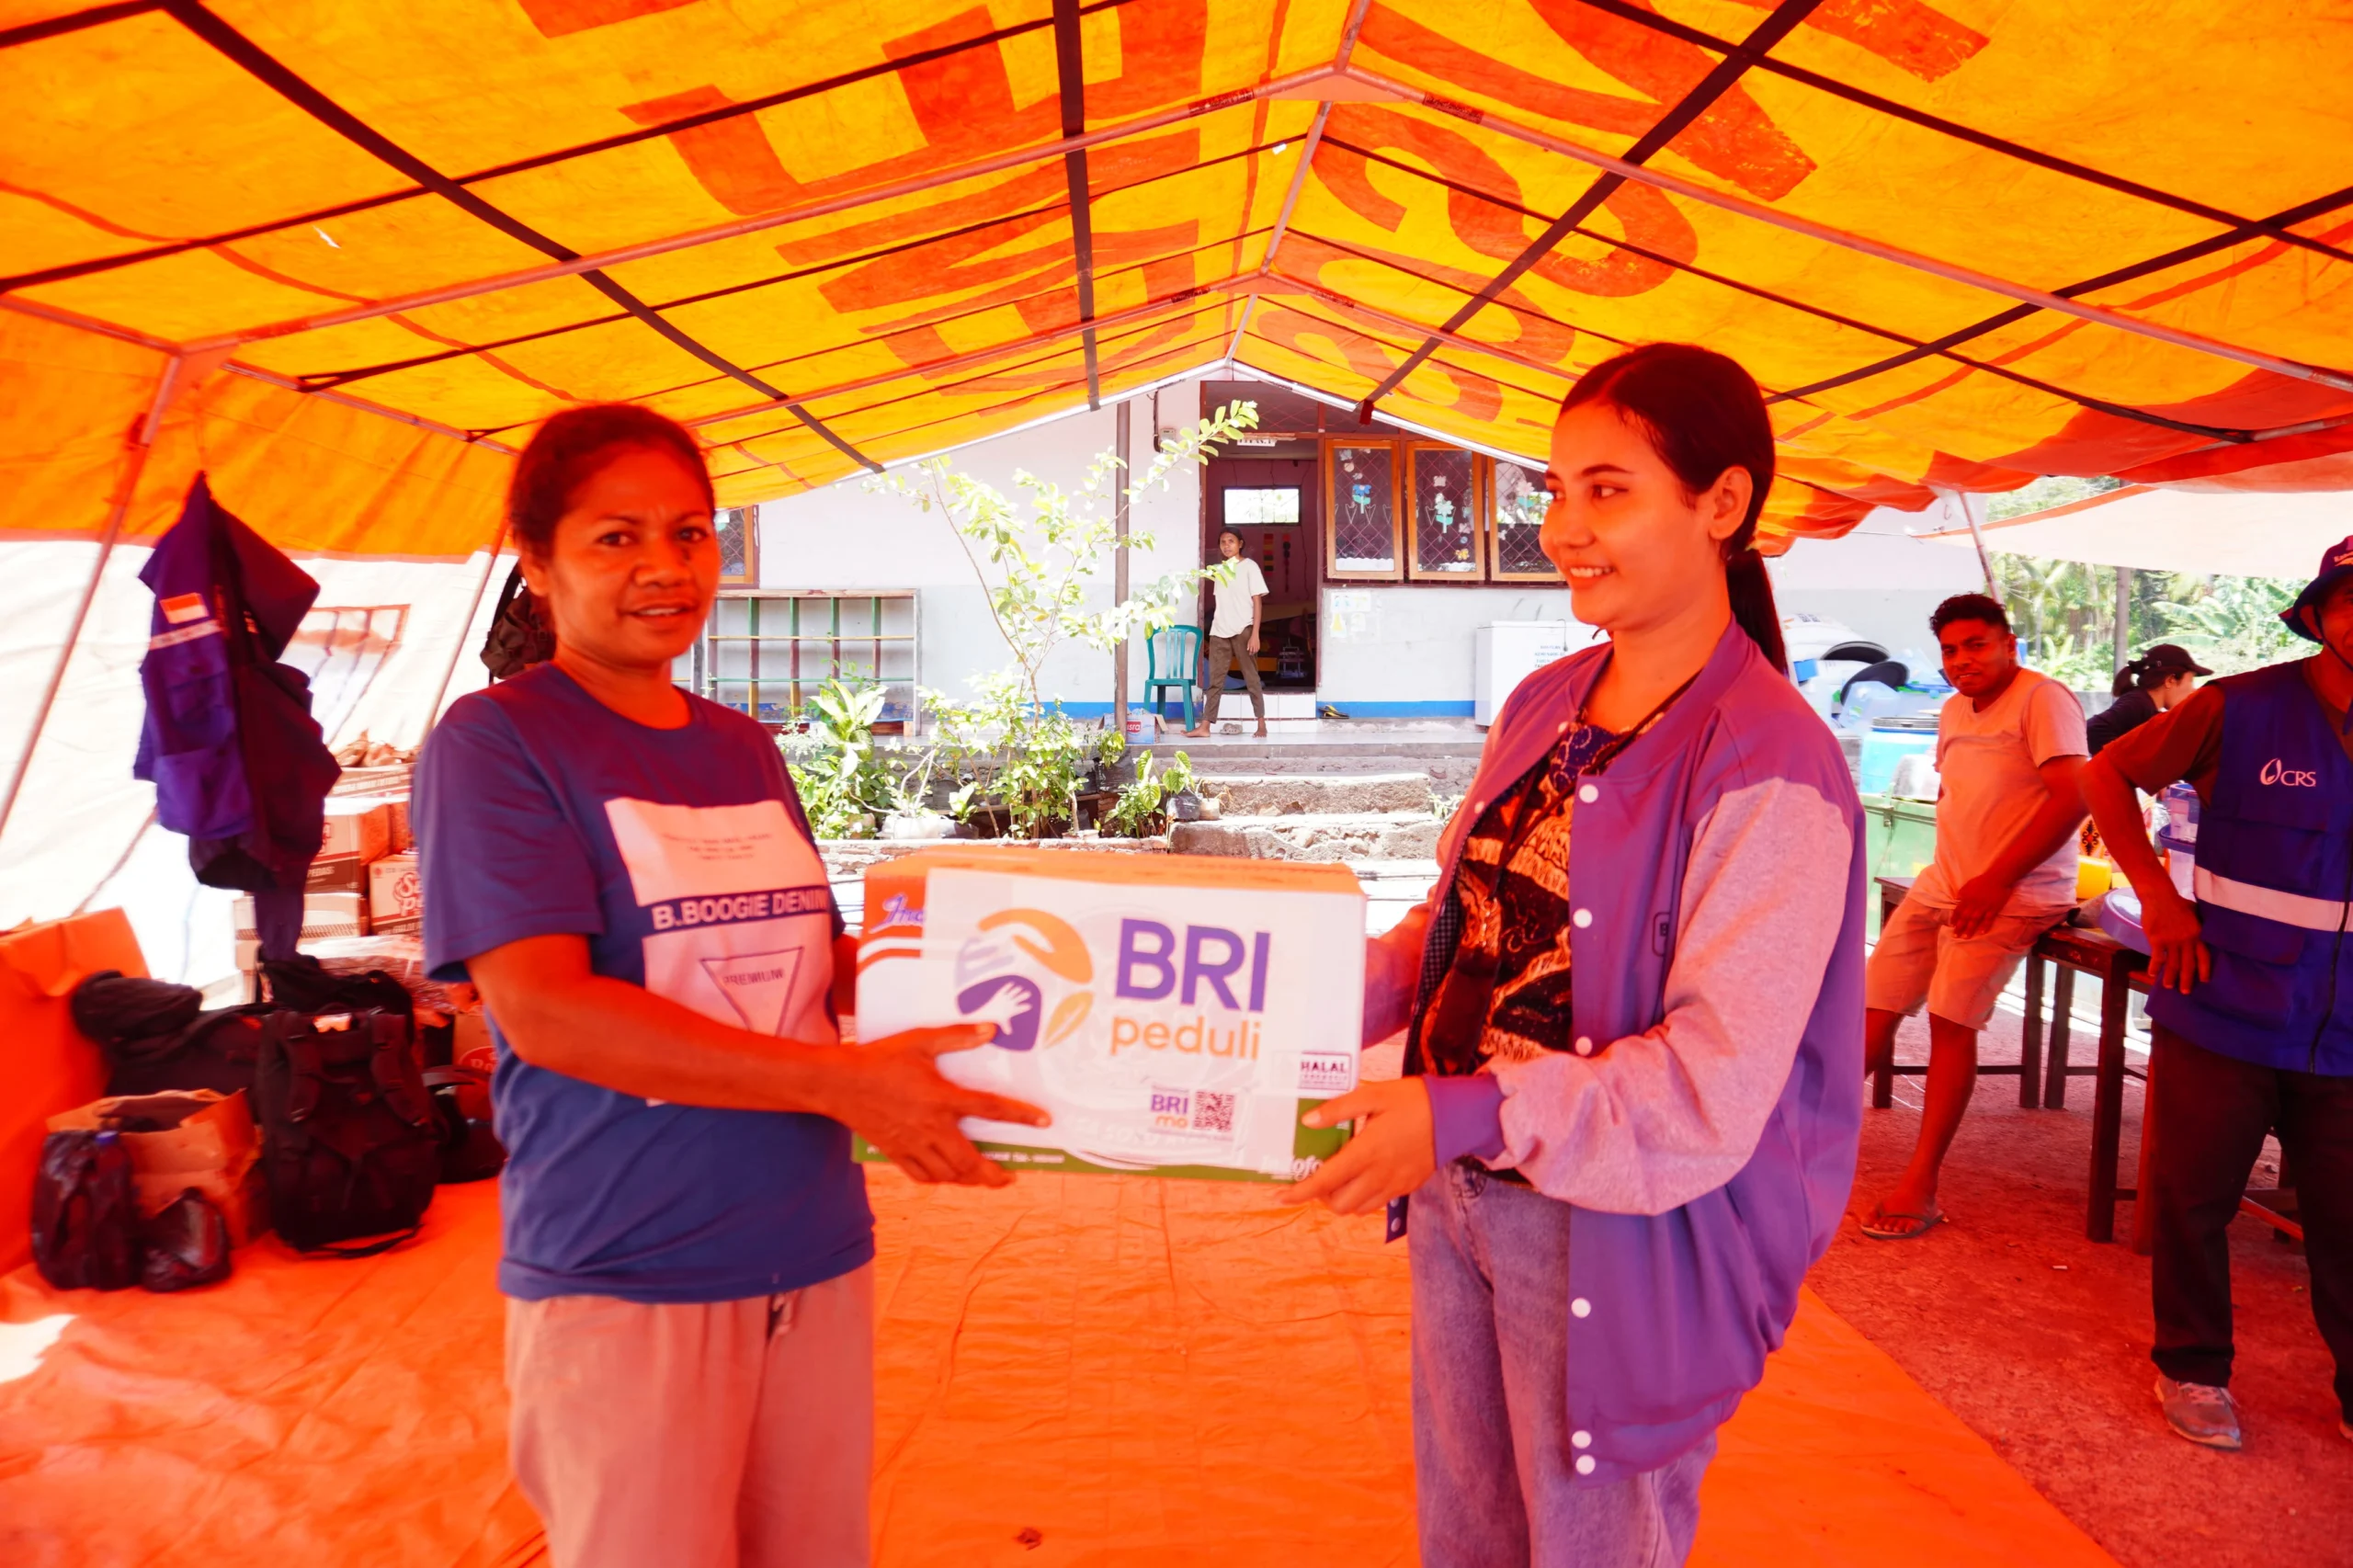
[1489,459,1559,581]
[1408,445,1481,579]
[1325,443,1399,579]
[715,506,757,585]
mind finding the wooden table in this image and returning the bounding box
[1871,878,2149,1244]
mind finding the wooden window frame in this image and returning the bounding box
[1322,437,1403,582]
[1484,455,1563,583]
[1404,442,1486,583]
[716,506,760,586]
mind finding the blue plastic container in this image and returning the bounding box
[1858,722,1938,797]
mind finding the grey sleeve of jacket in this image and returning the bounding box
[1484,776,1854,1213]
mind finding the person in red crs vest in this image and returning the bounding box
[2082,536,2353,1455]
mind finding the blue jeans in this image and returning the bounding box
[1410,1162,1713,1568]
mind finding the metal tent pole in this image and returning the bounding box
[419,517,510,740]
[1114,398,1131,733]
[0,355,187,854]
[1957,491,1999,598]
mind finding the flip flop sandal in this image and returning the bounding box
[1859,1206,1947,1241]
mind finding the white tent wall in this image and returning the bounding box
[1914,486,2353,578]
[756,381,1211,716]
[1,541,512,989]
[0,540,102,808]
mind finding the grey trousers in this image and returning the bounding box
[1410,1163,1714,1568]
[1199,631,1264,723]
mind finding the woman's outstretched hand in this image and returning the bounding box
[1279,1077,1437,1215]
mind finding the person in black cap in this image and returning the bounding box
[2080,534,2353,1453]
[2086,642,2213,756]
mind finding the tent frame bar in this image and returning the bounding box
[686,282,1245,433]
[1051,0,1102,410]
[0,354,186,852]
[421,518,511,742]
[184,69,1333,356]
[1342,62,2353,398]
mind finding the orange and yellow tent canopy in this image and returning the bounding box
[6,0,2353,560]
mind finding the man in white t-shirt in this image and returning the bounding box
[1861,593,2088,1239]
[1188,527,1268,737]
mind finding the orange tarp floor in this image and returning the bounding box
[0,1172,2117,1568]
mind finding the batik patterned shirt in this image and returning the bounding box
[1415,722,1618,1077]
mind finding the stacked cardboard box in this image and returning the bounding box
[236,795,404,990]
[368,851,421,935]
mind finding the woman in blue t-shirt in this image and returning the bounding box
[415,403,1046,1568]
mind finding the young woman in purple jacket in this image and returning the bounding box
[1284,346,1867,1567]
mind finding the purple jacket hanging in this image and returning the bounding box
[133,474,341,892]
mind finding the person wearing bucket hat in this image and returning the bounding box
[2086,643,2213,756]
[2079,533,2353,1454]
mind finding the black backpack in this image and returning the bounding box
[253,1008,438,1255]
[31,1130,142,1290]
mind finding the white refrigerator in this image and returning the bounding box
[1473,620,1590,726]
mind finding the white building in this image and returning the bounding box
[727,369,1982,722]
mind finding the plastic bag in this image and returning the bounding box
[140,1187,233,1292]
[31,1131,142,1291]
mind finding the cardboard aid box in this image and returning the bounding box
[47,1089,267,1246]
[369,851,421,935]
[857,848,1365,1182]
[321,798,392,862]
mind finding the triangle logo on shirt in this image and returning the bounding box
[699,947,805,1035]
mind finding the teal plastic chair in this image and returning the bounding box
[1144,623,1202,731]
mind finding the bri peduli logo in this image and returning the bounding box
[953,910,1095,1052]
[2260,757,2318,788]
[948,912,1280,1061]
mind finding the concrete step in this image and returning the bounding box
[1169,812,1442,862]
[1195,771,1434,815]
[1154,751,1481,789]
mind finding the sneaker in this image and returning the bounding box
[2155,1375,2242,1449]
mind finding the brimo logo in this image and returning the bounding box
[2259,757,2318,787]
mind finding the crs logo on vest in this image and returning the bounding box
[952,909,1095,1052]
[2259,757,2319,788]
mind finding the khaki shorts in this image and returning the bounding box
[1864,892,2068,1033]
[506,1264,874,1568]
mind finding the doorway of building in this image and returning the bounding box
[1201,445,1321,692]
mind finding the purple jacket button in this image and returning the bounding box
[1575,1455,1597,1476]
[1572,908,1594,928]
[1572,1430,1593,1449]
[1578,783,1598,803]
[1571,1297,1592,1318]
[1574,1036,1594,1055]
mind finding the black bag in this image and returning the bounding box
[140,1187,233,1291]
[260,954,451,1066]
[425,1065,506,1185]
[31,1130,142,1290]
[260,956,415,1030]
[479,562,555,681]
[254,1008,438,1255]
[72,970,268,1097]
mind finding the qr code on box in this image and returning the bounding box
[1191,1090,1235,1133]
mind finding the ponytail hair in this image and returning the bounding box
[2113,653,2175,697]
[1560,344,1786,672]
